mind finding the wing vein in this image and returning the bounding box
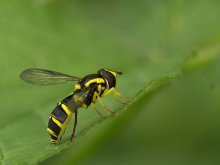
[20,68,81,85]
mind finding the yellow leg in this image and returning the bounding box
[93,91,115,114]
[113,89,130,99]
[92,103,104,118]
[100,87,129,108]
[113,89,122,97]
[112,89,130,105]
[97,96,115,114]
[101,88,114,97]
[115,97,127,105]
[102,88,128,99]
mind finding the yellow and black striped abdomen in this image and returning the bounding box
[47,103,73,143]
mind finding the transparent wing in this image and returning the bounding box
[20,68,81,85]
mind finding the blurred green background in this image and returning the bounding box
[0,0,220,164]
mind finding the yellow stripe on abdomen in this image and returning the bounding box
[47,103,73,143]
[57,103,73,141]
[47,128,58,138]
[61,104,72,115]
[51,116,63,128]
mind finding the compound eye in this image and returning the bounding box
[100,70,116,89]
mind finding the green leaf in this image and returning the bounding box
[53,56,220,165]
[1,0,220,164]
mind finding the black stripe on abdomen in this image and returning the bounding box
[48,117,61,136]
[51,104,68,123]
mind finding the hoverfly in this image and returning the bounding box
[20,68,123,143]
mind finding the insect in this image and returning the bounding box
[20,68,123,143]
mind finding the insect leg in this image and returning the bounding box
[113,89,130,98]
[115,97,127,105]
[102,87,128,100]
[113,88,130,105]
[97,96,115,114]
[101,88,114,97]
[92,103,104,118]
[70,111,78,143]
